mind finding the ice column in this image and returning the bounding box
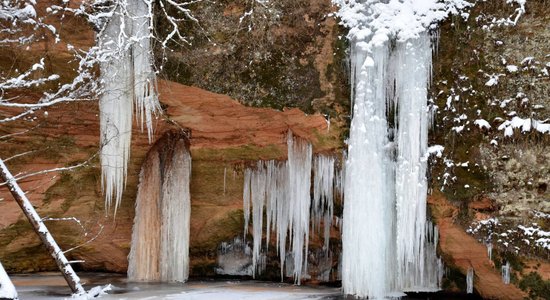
[393,32,435,291]
[128,131,191,282]
[343,41,396,298]
[343,30,443,299]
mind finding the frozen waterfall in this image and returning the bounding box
[341,19,443,300]
[128,131,191,283]
[99,0,161,213]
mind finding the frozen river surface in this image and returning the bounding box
[12,273,341,300]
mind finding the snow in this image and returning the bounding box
[427,145,445,158]
[71,285,112,300]
[14,279,341,300]
[498,116,550,137]
[506,65,518,73]
[0,261,17,299]
[485,74,500,86]
[474,119,491,129]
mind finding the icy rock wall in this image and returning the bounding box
[128,131,191,282]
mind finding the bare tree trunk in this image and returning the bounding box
[0,158,85,295]
[0,260,17,300]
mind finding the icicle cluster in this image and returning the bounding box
[128,132,191,283]
[99,0,161,213]
[340,15,443,300]
[243,133,312,282]
[242,133,344,283]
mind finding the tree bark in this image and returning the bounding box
[0,158,85,295]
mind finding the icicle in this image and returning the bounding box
[128,132,191,282]
[241,132,314,283]
[223,167,227,195]
[287,132,313,284]
[312,155,335,252]
[243,169,251,237]
[129,0,161,142]
[98,5,133,213]
[502,262,511,285]
[487,242,493,261]
[99,0,161,213]
[466,267,474,294]
[250,161,266,278]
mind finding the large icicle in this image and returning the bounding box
[99,0,161,213]
[287,132,313,283]
[393,32,435,291]
[129,0,161,141]
[98,5,133,212]
[312,155,336,252]
[128,131,191,282]
[342,41,397,298]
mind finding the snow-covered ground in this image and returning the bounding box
[12,274,341,300]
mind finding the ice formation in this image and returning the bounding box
[466,267,474,294]
[243,133,343,283]
[502,262,511,284]
[243,133,313,282]
[312,155,336,252]
[128,132,191,282]
[99,0,161,213]
[215,237,263,276]
[334,0,453,297]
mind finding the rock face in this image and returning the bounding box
[0,0,549,296]
[0,80,339,274]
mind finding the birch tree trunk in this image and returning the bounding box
[0,261,17,300]
[0,158,85,295]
